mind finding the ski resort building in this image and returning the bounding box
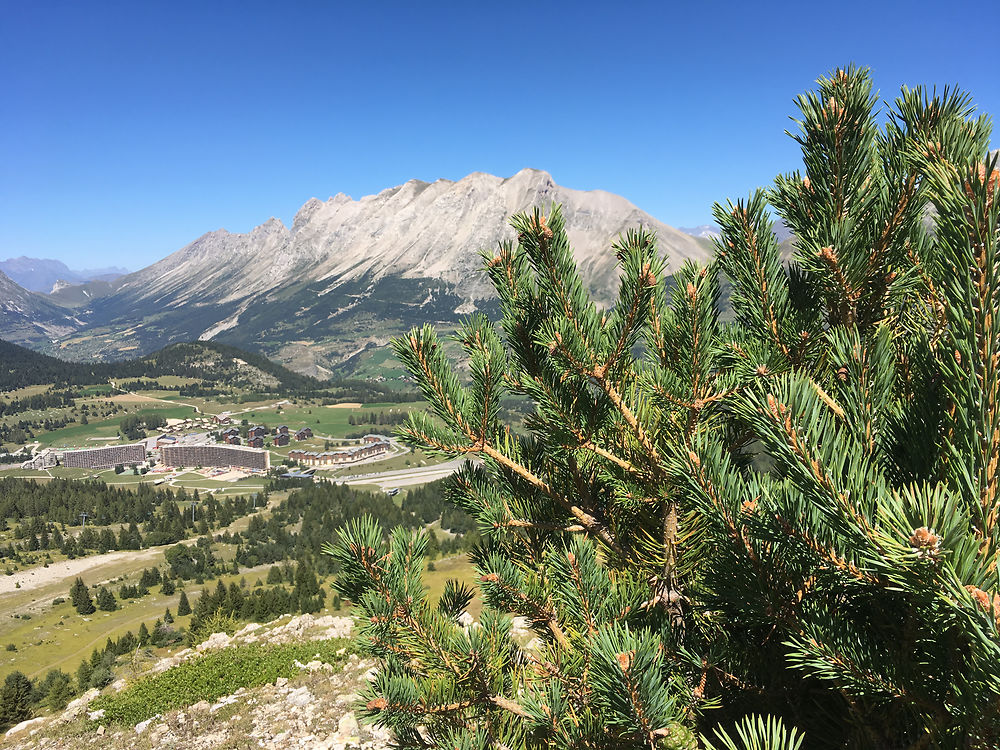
[161,444,269,471]
[61,443,146,469]
[20,450,57,470]
[288,437,389,467]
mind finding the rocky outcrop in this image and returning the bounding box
[98,168,708,311]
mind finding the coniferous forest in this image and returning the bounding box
[332,67,1000,748]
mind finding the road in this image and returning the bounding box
[337,457,468,489]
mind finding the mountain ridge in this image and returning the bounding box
[5,169,711,375]
[0,270,82,346]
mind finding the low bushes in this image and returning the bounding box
[90,639,352,725]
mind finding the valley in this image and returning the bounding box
[0,340,479,735]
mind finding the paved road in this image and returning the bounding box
[337,457,468,489]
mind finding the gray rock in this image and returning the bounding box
[286,687,314,707]
[4,717,46,738]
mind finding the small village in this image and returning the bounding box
[16,413,391,478]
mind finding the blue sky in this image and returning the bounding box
[1,0,997,270]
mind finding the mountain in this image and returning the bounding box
[679,224,720,239]
[48,278,121,308]
[0,271,82,347]
[0,256,127,294]
[51,169,711,375]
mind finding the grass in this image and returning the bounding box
[36,404,198,448]
[2,380,427,452]
[0,562,283,681]
[0,568,185,679]
[423,555,479,618]
[216,401,425,440]
[0,489,288,681]
[0,548,476,683]
[0,385,53,400]
[324,449,432,477]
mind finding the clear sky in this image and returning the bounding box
[2,0,997,270]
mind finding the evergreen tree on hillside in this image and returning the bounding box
[177,590,191,616]
[330,67,1000,748]
[292,560,323,613]
[69,577,95,616]
[96,587,117,612]
[0,671,33,730]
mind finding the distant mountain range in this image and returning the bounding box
[0,256,127,294]
[0,169,714,377]
[678,224,721,239]
[679,219,793,243]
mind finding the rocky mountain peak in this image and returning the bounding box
[32,170,712,370]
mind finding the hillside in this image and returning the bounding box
[137,341,321,391]
[0,272,81,348]
[0,339,320,392]
[45,169,710,375]
[1,615,386,750]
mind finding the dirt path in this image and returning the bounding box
[0,493,282,609]
[0,548,166,624]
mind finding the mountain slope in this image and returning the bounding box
[47,170,713,374]
[0,338,320,391]
[0,271,81,347]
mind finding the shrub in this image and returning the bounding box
[88,666,113,690]
[90,639,353,724]
[331,67,1000,747]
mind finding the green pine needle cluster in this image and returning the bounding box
[327,66,1000,749]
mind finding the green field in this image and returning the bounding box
[0,552,476,681]
[207,401,425,440]
[0,564,273,680]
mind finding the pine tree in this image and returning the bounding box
[330,67,1000,748]
[75,660,92,693]
[0,671,33,730]
[44,671,73,712]
[96,587,117,612]
[69,577,95,616]
[267,565,283,584]
[177,591,191,616]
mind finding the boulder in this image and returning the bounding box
[285,687,314,707]
[5,717,46,738]
[62,688,100,717]
[196,631,232,651]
